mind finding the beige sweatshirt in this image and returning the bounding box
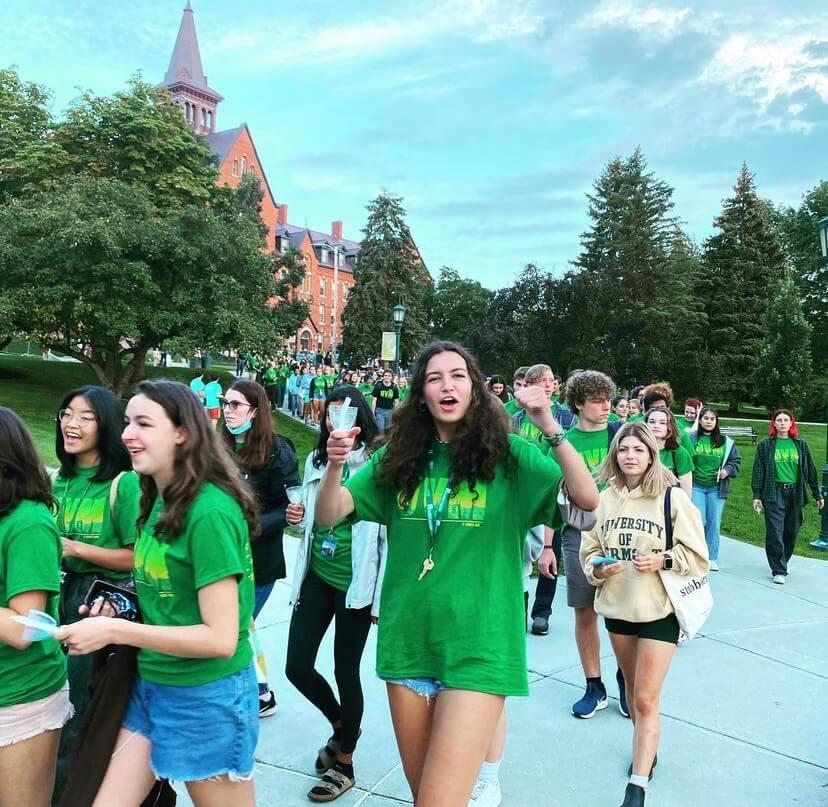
[580,484,709,623]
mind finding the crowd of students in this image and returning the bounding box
[0,341,823,807]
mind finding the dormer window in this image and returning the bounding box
[320,247,328,263]
[281,236,290,252]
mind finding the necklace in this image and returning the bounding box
[418,454,452,581]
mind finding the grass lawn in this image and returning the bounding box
[2,352,826,559]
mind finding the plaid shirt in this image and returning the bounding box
[751,436,821,506]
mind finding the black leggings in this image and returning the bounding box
[285,569,372,754]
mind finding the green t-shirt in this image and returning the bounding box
[52,468,140,579]
[566,427,611,478]
[608,412,621,423]
[692,435,725,487]
[263,368,278,387]
[345,435,563,696]
[678,416,695,431]
[358,383,374,399]
[0,500,66,707]
[310,517,354,592]
[774,438,799,484]
[132,483,254,687]
[503,398,521,417]
[398,386,410,402]
[678,429,695,457]
[628,413,644,423]
[659,446,693,476]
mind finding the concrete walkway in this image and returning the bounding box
[178,535,828,806]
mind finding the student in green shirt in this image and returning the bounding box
[0,407,70,807]
[689,407,741,572]
[681,398,702,431]
[57,381,261,804]
[609,395,629,423]
[644,408,693,497]
[486,374,512,405]
[284,387,384,801]
[627,397,643,422]
[503,366,528,416]
[313,341,599,806]
[51,385,139,799]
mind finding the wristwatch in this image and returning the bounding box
[662,553,673,571]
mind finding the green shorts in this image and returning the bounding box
[604,613,680,645]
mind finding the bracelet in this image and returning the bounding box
[542,431,566,448]
[543,544,554,549]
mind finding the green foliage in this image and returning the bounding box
[753,273,812,411]
[702,164,786,408]
[342,192,431,365]
[431,266,492,351]
[0,176,275,394]
[264,247,310,352]
[768,181,828,371]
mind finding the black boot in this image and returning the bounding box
[619,783,646,806]
[627,753,657,780]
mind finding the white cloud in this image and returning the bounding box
[583,0,690,41]
[700,29,828,109]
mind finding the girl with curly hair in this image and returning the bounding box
[314,341,599,806]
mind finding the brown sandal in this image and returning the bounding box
[307,768,355,802]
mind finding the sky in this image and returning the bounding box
[3,0,827,289]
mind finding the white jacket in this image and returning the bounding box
[289,446,387,618]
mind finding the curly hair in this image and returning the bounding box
[565,370,616,414]
[132,381,260,541]
[641,381,674,407]
[378,341,512,508]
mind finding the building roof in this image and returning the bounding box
[163,2,223,100]
[205,125,245,163]
[276,224,359,273]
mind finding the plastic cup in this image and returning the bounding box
[329,402,358,432]
[285,485,304,505]
[13,609,59,642]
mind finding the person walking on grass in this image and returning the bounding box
[581,421,708,807]
[752,409,823,584]
[313,341,598,807]
[689,407,741,572]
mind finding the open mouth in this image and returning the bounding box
[438,396,458,412]
[126,446,145,461]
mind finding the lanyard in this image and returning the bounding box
[57,476,94,537]
[424,460,451,547]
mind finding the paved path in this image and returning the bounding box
[178,535,828,806]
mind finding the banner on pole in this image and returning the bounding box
[381,331,397,361]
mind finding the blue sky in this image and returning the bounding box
[3,0,827,288]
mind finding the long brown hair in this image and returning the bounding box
[133,381,259,540]
[378,341,512,507]
[220,380,274,473]
[0,407,55,515]
[644,407,681,450]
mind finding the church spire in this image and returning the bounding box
[162,2,222,134]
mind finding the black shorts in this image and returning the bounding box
[604,613,680,645]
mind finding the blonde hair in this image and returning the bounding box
[596,421,677,496]
[524,364,553,386]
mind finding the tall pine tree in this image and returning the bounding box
[753,272,812,411]
[341,192,431,365]
[570,148,703,390]
[701,164,786,409]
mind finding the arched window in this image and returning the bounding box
[241,155,247,174]
[201,108,207,128]
[207,110,213,130]
[300,331,311,352]
[232,160,239,177]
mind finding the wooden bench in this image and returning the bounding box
[720,426,757,444]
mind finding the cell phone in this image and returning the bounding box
[592,556,620,566]
[84,579,140,622]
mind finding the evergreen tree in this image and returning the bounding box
[768,181,828,371]
[701,164,786,409]
[569,148,702,390]
[753,273,812,411]
[342,192,431,364]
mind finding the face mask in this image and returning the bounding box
[225,419,253,436]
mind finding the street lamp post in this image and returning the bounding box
[392,303,406,374]
[331,244,341,366]
[811,216,828,551]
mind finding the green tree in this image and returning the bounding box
[768,181,828,371]
[569,148,703,390]
[431,266,492,352]
[701,164,786,409]
[0,177,276,394]
[342,192,431,364]
[753,273,812,411]
[266,247,310,350]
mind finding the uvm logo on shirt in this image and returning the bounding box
[398,479,487,526]
[581,448,608,475]
[134,532,173,598]
[62,497,106,538]
[775,444,799,464]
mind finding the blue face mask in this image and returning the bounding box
[225,419,253,436]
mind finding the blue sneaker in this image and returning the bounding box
[616,668,630,718]
[572,681,608,718]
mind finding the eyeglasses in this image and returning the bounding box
[222,400,252,412]
[57,410,97,426]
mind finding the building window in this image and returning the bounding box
[319,304,324,323]
[241,155,247,174]
[300,331,310,352]
[207,110,213,130]
[232,160,239,177]
[320,278,326,297]
[281,236,290,252]
[330,312,335,325]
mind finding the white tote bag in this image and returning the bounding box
[658,487,713,640]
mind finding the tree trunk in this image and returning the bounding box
[0,336,11,352]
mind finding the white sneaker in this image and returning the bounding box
[772,574,786,585]
[468,780,502,807]
[709,560,719,571]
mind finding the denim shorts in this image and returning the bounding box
[123,665,258,781]
[386,677,445,699]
